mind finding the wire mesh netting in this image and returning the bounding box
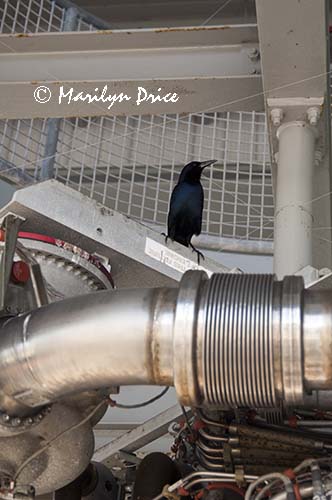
[0,0,97,33]
[0,112,274,246]
[0,0,274,252]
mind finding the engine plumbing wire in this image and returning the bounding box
[245,458,332,500]
[108,386,169,409]
[151,471,258,500]
[245,473,295,500]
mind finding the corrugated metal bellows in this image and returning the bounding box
[202,274,276,408]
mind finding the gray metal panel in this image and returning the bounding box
[0,180,233,288]
[256,0,329,99]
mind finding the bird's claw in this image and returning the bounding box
[189,244,205,265]
[195,250,205,265]
[161,232,169,244]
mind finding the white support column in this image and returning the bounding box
[274,122,317,278]
[256,0,331,280]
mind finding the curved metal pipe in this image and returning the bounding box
[0,271,332,416]
[0,287,177,414]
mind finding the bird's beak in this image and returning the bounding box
[200,159,217,170]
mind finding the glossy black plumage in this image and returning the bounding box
[164,160,216,263]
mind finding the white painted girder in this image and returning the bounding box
[0,25,263,118]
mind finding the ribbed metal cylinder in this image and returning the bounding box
[1,268,330,416]
[202,274,276,408]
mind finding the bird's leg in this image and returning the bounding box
[161,232,169,244]
[189,242,205,265]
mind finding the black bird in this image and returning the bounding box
[164,160,217,264]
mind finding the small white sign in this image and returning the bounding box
[145,238,213,277]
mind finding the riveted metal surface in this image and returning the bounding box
[19,238,113,300]
[0,403,95,496]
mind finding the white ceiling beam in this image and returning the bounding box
[0,25,263,118]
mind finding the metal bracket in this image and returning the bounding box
[15,242,49,308]
[118,451,141,465]
[0,214,49,314]
[267,97,326,170]
[28,263,49,308]
[93,404,192,466]
[305,267,332,290]
[0,214,25,314]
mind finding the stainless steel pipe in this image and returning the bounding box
[0,287,177,414]
[1,271,332,416]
